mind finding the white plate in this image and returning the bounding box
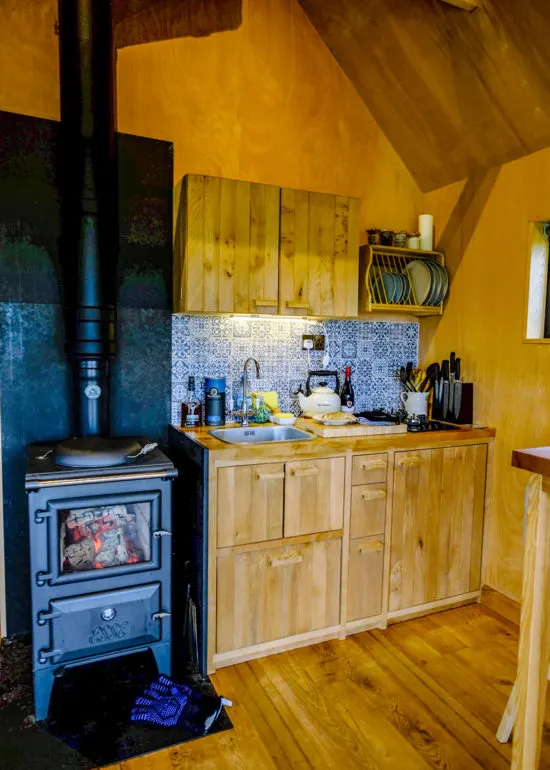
[313,414,358,426]
[405,260,431,305]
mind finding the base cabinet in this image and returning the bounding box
[216,538,341,654]
[347,536,384,621]
[389,444,487,612]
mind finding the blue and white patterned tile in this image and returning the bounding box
[172,358,189,381]
[188,315,212,337]
[232,318,252,338]
[341,339,357,359]
[172,315,190,336]
[212,316,232,337]
[172,338,191,359]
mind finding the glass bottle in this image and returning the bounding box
[181,376,202,428]
[341,366,355,413]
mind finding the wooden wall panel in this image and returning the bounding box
[420,146,550,600]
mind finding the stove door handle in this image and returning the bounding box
[36,571,54,587]
[37,610,61,626]
[34,509,53,524]
[38,648,64,664]
[153,530,172,539]
[152,611,171,620]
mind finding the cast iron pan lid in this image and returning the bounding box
[54,436,143,468]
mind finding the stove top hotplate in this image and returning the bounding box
[359,410,459,433]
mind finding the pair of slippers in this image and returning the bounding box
[130,673,231,735]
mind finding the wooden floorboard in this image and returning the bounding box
[115,591,550,769]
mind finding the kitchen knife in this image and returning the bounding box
[441,359,450,383]
[455,357,461,381]
[442,380,450,420]
[453,381,462,420]
[449,352,456,381]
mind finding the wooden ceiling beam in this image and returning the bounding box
[440,0,480,11]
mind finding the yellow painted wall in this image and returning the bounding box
[0,0,422,232]
[421,148,550,600]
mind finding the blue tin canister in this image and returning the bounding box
[204,377,226,426]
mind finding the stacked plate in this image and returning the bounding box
[371,271,411,304]
[405,260,448,306]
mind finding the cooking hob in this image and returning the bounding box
[358,410,458,433]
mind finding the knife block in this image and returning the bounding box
[432,382,474,424]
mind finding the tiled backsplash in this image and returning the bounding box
[171,315,418,424]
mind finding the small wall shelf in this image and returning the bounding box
[359,244,446,317]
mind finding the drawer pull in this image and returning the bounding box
[253,298,278,307]
[285,301,310,310]
[399,456,423,468]
[290,465,319,477]
[359,540,384,554]
[255,470,285,481]
[359,460,386,472]
[269,554,303,567]
[360,488,386,502]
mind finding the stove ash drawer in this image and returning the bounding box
[38,583,166,664]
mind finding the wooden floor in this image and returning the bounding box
[111,590,550,769]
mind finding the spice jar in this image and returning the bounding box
[394,230,407,248]
[380,229,394,246]
[366,228,381,245]
[407,232,421,249]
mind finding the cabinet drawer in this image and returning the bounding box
[217,463,284,548]
[216,538,341,653]
[351,484,387,539]
[284,457,345,537]
[347,535,384,621]
[352,454,388,486]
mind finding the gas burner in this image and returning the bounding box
[406,414,457,432]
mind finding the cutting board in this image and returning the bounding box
[296,417,407,439]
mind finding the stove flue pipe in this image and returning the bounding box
[58,0,117,437]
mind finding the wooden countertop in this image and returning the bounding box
[512,446,550,476]
[170,423,495,462]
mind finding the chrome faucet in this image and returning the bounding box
[242,358,260,426]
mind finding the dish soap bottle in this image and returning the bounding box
[253,395,269,424]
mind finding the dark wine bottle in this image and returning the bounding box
[341,366,355,413]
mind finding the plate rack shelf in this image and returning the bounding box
[359,244,446,317]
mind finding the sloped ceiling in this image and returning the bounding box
[299,0,550,191]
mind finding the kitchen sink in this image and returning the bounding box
[209,425,316,445]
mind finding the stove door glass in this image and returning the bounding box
[59,501,152,573]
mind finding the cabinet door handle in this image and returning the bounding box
[285,301,310,310]
[253,298,278,307]
[269,554,303,567]
[359,539,384,554]
[360,460,386,472]
[289,465,319,477]
[360,488,386,502]
[255,470,285,481]
[399,456,423,468]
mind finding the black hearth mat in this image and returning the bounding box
[0,639,232,770]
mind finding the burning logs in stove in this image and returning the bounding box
[61,503,150,571]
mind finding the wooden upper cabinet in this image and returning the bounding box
[389,444,487,613]
[175,174,280,313]
[279,189,360,318]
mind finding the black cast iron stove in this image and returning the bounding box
[26,442,177,721]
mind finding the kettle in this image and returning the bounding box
[298,370,341,417]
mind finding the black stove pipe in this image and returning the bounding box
[58,0,117,437]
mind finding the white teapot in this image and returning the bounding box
[298,371,341,417]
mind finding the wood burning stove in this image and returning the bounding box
[26,442,177,721]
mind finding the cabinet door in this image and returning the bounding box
[216,538,341,653]
[175,174,280,313]
[348,535,384,621]
[217,464,284,548]
[389,445,487,612]
[284,458,345,537]
[279,189,359,317]
[350,484,387,538]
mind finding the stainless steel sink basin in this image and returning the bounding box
[209,425,316,445]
